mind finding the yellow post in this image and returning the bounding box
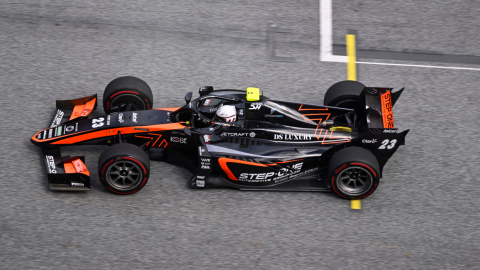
[351,199,361,210]
[346,34,357,81]
[347,34,360,210]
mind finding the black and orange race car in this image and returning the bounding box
[31,76,409,199]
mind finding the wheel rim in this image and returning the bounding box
[105,160,143,191]
[336,166,373,196]
[109,93,146,112]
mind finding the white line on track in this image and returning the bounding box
[319,0,480,71]
[319,0,347,63]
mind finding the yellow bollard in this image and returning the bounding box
[346,34,357,81]
[351,199,361,210]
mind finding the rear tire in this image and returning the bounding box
[324,80,365,109]
[103,76,154,114]
[98,143,150,195]
[328,147,380,199]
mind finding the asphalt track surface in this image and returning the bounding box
[1,1,480,269]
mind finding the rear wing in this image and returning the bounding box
[356,87,404,129]
[42,147,91,191]
[49,94,97,129]
[355,87,409,175]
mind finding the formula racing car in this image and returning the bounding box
[31,77,409,199]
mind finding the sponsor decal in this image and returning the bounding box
[239,109,244,115]
[249,103,262,110]
[170,136,187,144]
[51,109,64,127]
[274,134,312,140]
[383,129,397,133]
[198,146,205,156]
[75,122,78,132]
[66,126,75,132]
[265,114,283,118]
[171,131,185,135]
[72,159,86,173]
[196,180,205,187]
[204,135,211,143]
[71,182,85,187]
[134,128,149,131]
[362,138,377,144]
[81,109,90,117]
[37,133,42,139]
[46,155,57,174]
[43,130,47,139]
[270,108,276,114]
[118,113,124,123]
[48,129,53,138]
[203,99,211,107]
[107,115,111,125]
[202,118,210,123]
[189,102,192,108]
[132,112,138,123]
[249,132,256,138]
[92,117,104,128]
[238,162,304,182]
[56,126,63,136]
[200,157,211,169]
[381,91,394,128]
[197,175,205,179]
[221,132,250,137]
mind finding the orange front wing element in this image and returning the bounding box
[64,158,90,176]
[70,98,96,120]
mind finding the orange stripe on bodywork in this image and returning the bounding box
[380,91,394,128]
[70,98,96,120]
[298,104,329,111]
[218,158,276,181]
[49,123,184,144]
[298,104,332,140]
[153,107,181,111]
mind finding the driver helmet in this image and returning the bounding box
[216,105,237,122]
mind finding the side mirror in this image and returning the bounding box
[185,92,193,104]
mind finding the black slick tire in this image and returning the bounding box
[103,76,154,114]
[324,80,365,109]
[98,143,150,195]
[328,147,380,199]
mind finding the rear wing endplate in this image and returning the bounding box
[358,87,404,129]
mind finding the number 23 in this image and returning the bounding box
[378,139,397,149]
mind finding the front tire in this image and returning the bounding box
[324,80,365,109]
[98,143,150,195]
[103,76,154,114]
[328,147,380,199]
